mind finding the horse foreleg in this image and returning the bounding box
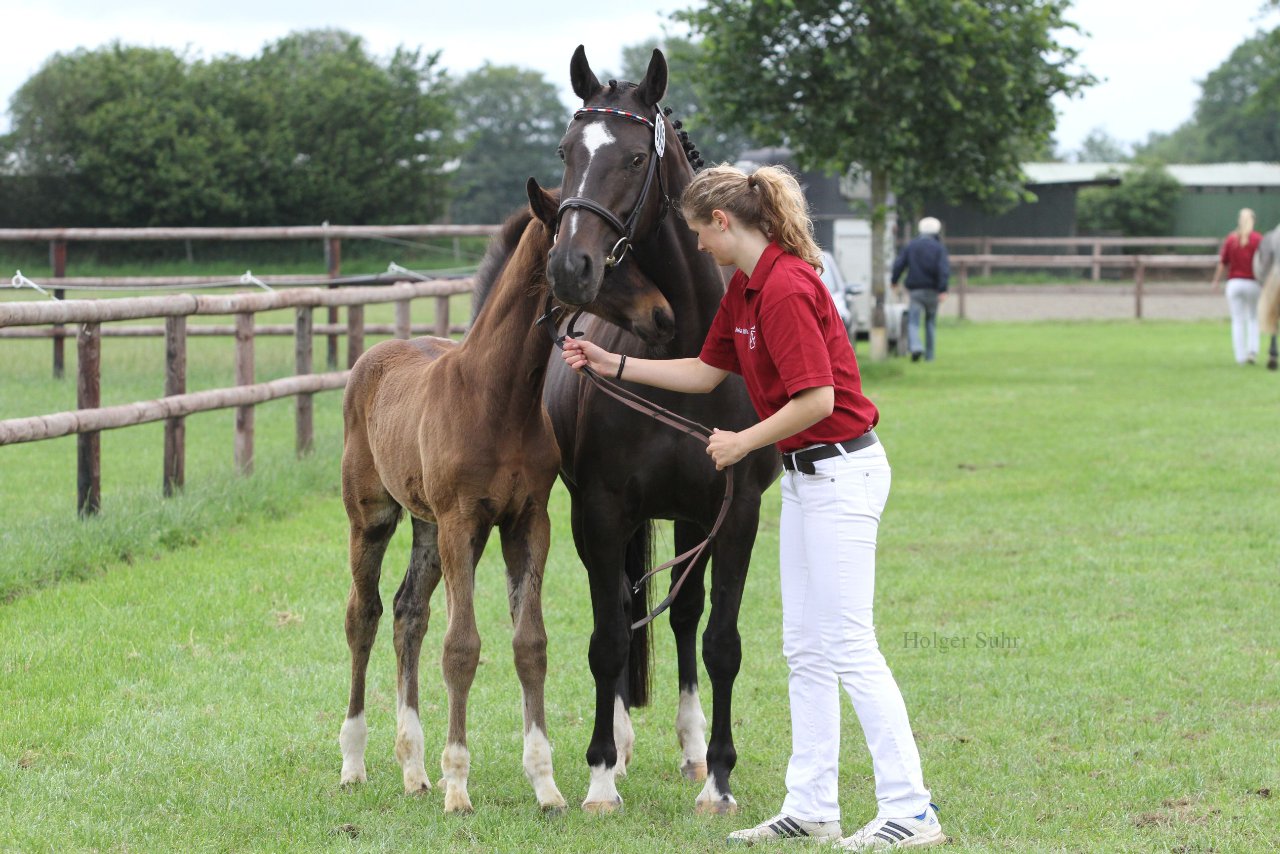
[500,510,567,813]
[574,500,631,813]
[392,517,443,794]
[339,503,400,786]
[695,501,762,815]
[669,520,710,783]
[437,515,486,813]
[1270,335,1278,371]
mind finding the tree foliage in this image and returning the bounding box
[1076,164,1182,236]
[1,31,455,227]
[447,64,568,224]
[619,36,754,166]
[1074,128,1130,164]
[1136,28,1280,163]
[675,0,1095,211]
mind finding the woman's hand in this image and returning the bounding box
[561,337,619,375]
[707,428,750,470]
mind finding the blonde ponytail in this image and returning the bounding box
[1237,208,1255,247]
[680,164,824,272]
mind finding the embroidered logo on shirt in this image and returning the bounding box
[735,325,757,350]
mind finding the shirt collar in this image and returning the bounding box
[744,242,786,293]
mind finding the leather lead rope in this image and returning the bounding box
[536,297,734,629]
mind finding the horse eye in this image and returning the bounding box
[631,153,645,168]
[557,147,565,162]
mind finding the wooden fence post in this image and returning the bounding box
[52,239,67,379]
[295,307,314,457]
[1134,258,1145,320]
[980,236,992,278]
[77,322,101,517]
[327,237,342,370]
[435,296,451,337]
[394,299,412,339]
[163,316,187,496]
[347,304,365,368]
[235,312,254,474]
[957,263,968,321]
[1091,241,1102,282]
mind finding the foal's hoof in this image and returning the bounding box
[582,798,623,815]
[541,803,568,817]
[1269,357,1278,371]
[680,759,708,782]
[694,797,739,816]
[339,770,366,787]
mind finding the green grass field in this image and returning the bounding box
[1,320,1278,852]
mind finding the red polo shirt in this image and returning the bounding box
[1220,231,1261,280]
[699,242,878,453]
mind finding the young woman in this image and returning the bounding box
[1210,208,1263,365]
[561,165,943,851]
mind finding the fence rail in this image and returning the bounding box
[0,278,475,516]
[943,236,1220,279]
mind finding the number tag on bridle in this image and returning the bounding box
[654,109,666,159]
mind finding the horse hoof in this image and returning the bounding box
[582,798,623,815]
[681,760,708,782]
[695,798,739,816]
[339,772,366,787]
[541,803,568,816]
[405,781,431,796]
[1269,357,1278,371]
[443,796,474,814]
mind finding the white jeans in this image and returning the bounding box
[1226,278,1261,363]
[779,441,931,823]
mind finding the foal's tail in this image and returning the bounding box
[625,522,655,708]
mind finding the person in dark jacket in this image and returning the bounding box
[891,217,949,362]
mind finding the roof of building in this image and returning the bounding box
[1024,161,1280,188]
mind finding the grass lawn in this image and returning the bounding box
[1,319,1277,852]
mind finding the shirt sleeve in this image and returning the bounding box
[938,245,950,292]
[760,291,833,396]
[891,247,908,284]
[698,297,740,374]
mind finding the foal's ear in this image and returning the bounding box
[570,45,602,101]
[636,48,668,107]
[527,177,559,230]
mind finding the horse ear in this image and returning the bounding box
[527,177,558,229]
[636,48,668,107]
[570,45,602,101]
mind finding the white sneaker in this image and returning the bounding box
[727,813,843,845]
[836,804,945,850]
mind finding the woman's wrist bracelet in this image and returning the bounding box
[615,354,627,380]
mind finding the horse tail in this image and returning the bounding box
[625,521,655,708]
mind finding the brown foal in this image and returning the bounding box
[337,180,675,812]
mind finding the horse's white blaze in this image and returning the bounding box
[522,725,566,809]
[583,762,622,809]
[563,120,615,241]
[441,742,472,812]
[395,705,429,793]
[339,712,368,784]
[613,695,635,776]
[676,687,708,771]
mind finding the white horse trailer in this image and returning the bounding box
[832,217,909,352]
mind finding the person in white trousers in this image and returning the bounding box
[561,163,943,851]
[1211,208,1262,365]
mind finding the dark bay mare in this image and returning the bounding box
[338,180,673,813]
[542,46,781,813]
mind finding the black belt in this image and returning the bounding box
[782,431,879,474]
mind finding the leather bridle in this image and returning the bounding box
[536,298,733,630]
[556,106,670,269]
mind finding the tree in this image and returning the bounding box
[1076,164,1182,236]
[619,36,754,166]
[1136,28,1280,163]
[677,0,1094,357]
[447,64,568,224]
[1074,128,1130,163]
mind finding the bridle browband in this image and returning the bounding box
[535,298,734,630]
[556,105,670,269]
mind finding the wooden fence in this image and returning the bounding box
[942,236,1219,279]
[0,278,473,516]
[0,224,501,378]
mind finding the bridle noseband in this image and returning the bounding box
[556,106,670,268]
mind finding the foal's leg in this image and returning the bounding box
[392,517,444,794]
[339,494,401,786]
[436,514,487,813]
[668,520,711,783]
[573,499,632,813]
[500,509,567,812]
[695,498,763,815]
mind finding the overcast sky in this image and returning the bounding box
[4,0,1278,158]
